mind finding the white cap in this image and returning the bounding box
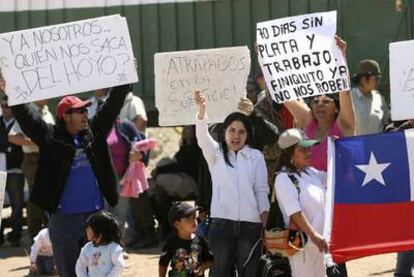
[278,128,319,149]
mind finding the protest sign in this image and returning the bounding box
[0,171,7,228]
[256,11,349,103]
[390,39,414,121]
[0,14,138,106]
[154,46,250,126]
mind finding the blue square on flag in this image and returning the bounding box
[334,131,411,204]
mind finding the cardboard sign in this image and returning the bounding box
[0,15,138,105]
[256,11,349,103]
[390,39,414,121]
[155,46,250,126]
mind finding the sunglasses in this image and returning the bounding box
[66,107,88,115]
[311,98,334,105]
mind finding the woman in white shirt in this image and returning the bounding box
[274,128,328,277]
[194,91,269,276]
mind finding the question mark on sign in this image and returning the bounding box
[117,53,130,67]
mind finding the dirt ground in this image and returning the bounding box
[0,127,403,276]
[0,244,399,277]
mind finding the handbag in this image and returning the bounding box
[264,173,308,257]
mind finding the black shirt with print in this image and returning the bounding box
[159,234,213,277]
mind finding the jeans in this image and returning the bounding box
[208,218,262,277]
[395,251,414,276]
[5,173,25,238]
[48,212,92,277]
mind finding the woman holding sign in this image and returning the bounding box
[283,36,353,276]
[283,36,355,172]
[194,91,270,277]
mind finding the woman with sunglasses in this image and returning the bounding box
[284,36,355,172]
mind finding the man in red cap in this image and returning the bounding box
[2,78,129,276]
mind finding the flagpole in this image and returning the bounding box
[324,136,336,266]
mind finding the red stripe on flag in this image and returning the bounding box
[330,202,414,263]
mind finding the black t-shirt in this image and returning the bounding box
[159,234,213,277]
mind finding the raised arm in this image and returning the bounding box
[283,99,313,129]
[90,84,129,137]
[0,77,52,147]
[335,36,355,136]
[194,91,220,166]
[11,104,53,148]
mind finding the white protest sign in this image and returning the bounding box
[390,39,414,121]
[0,14,138,106]
[0,171,7,228]
[256,11,349,103]
[155,46,250,126]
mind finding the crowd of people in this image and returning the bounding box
[0,34,411,277]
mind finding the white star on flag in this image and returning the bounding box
[355,152,391,187]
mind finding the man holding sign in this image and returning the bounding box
[0,76,129,276]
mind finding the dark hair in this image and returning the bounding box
[86,211,122,246]
[352,73,377,85]
[276,144,298,173]
[219,112,253,167]
[179,125,197,148]
[307,94,340,119]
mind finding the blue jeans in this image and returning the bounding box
[395,251,414,276]
[208,218,262,277]
[5,173,25,237]
[48,212,93,277]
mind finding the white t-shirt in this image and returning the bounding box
[119,92,147,122]
[274,167,326,234]
[75,242,125,277]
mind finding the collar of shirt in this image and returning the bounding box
[227,145,258,160]
[355,87,378,99]
[3,117,14,128]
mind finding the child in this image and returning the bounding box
[29,227,56,275]
[159,202,213,277]
[75,211,125,277]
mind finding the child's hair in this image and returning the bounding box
[86,211,122,246]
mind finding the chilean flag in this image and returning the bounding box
[324,130,414,263]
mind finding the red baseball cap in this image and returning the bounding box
[56,96,92,119]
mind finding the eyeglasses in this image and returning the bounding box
[66,107,88,115]
[311,98,334,105]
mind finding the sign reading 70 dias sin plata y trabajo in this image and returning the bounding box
[256,10,349,103]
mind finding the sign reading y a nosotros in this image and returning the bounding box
[0,15,138,106]
[155,46,250,126]
[256,11,349,103]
